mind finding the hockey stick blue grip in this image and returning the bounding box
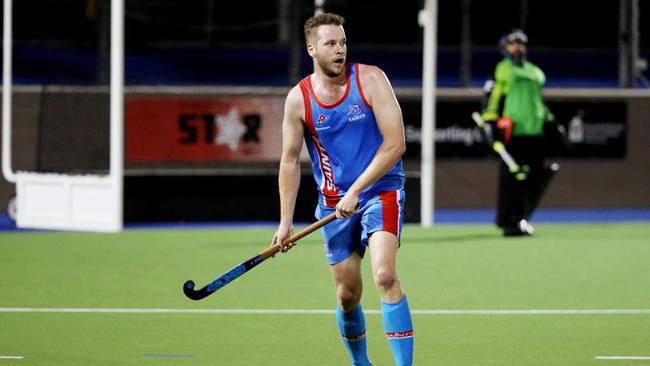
[183,213,336,301]
[183,255,264,300]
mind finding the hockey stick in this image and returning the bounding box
[471,112,528,181]
[183,212,337,301]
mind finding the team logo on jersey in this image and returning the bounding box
[347,103,366,122]
[315,114,331,130]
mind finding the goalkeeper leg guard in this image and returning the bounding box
[524,163,559,219]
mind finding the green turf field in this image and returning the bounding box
[1,223,649,365]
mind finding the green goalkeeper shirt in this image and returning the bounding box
[482,58,554,136]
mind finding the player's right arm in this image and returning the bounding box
[482,61,510,122]
[481,61,513,143]
[272,86,305,252]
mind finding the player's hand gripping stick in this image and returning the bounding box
[472,112,528,181]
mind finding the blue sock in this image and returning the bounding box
[381,296,414,366]
[336,305,372,366]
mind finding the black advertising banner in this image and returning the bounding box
[548,101,626,158]
[400,100,627,159]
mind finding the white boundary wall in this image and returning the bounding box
[15,173,121,232]
[2,0,123,232]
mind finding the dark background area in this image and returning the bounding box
[2,0,648,87]
[1,1,649,224]
[7,0,643,47]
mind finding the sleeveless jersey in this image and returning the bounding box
[298,63,405,208]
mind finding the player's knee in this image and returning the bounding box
[336,285,361,310]
[373,266,398,292]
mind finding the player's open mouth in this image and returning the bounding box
[334,58,344,64]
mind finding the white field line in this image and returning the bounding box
[1,308,650,315]
[144,354,194,358]
[0,356,23,359]
[596,356,650,360]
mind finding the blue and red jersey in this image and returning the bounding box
[298,63,405,207]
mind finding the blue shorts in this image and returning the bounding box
[316,189,405,265]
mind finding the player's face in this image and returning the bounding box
[505,40,526,59]
[311,25,347,77]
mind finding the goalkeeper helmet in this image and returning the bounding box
[499,29,528,57]
[499,28,527,46]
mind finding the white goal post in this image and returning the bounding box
[2,0,124,232]
[419,0,438,226]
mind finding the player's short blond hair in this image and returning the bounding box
[304,13,345,44]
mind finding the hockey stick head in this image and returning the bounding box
[181,213,338,301]
[183,280,208,301]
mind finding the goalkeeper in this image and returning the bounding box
[481,29,563,236]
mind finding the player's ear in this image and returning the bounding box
[307,42,316,58]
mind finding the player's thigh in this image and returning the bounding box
[329,252,363,290]
[329,253,364,307]
[368,231,399,278]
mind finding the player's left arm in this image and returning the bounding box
[336,65,406,218]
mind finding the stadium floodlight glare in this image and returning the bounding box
[1,0,124,232]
